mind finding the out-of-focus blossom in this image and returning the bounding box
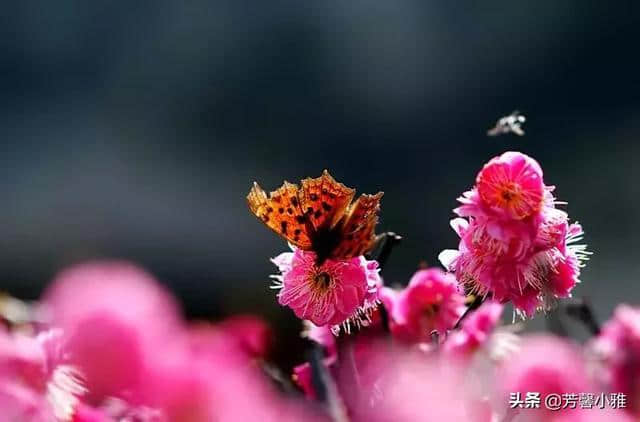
[292,362,317,400]
[294,320,389,404]
[42,261,183,405]
[216,315,273,359]
[380,268,465,343]
[498,335,592,395]
[72,404,113,422]
[39,260,325,422]
[0,330,53,421]
[590,304,640,414]
[497,335,599,421]
[271,248,380,332]
[444,300,504,357]
[0,328,86,421]
[440,151,589,317]
[348,346,489,422]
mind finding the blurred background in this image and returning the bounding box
[1,1,639,365]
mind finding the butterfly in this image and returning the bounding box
[487,110,526,137]
[247,170,383,264]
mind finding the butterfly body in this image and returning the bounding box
[308,224,343,265]
[247,170,383,265]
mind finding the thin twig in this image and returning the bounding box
[453,295,485,329]
[430,330,440,349]
[367,232,401,333]
[546,310,570,337]
[261,361,298,394]
[377,301,391,333]
[308,344,350,422]
[308,345,328,402]
[564,297,600,335]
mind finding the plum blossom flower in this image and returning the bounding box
[443,300,506,357]
[439,151,590,317]
[216,315,273,359]
[497,335,595,421]
[42,261,183,406]
[0,328,86,421]
[271,248,381,333]
[380,268,465,343]
[38,260,326,422]
[294,321,388,404]
[589,304,640,414]
[347,347,487,422]
[292,363,318,400]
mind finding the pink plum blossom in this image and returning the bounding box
[347,347,489,422]
[590,304,640,414]
[39,260,326,421]
[292,362,317,400]
[380,268,465,343]
[443,300,504,357]
[72,404,113,422]
[497,335,600,421]
[294,321,389,404]
[271,248,381,331]
[440,151,589,317]
[474,151,545,220]
[0,328,86,421]
[216,315,273,359]
[42,261,183,406]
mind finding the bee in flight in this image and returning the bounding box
[487,110,526,137]
[247,170,383,265]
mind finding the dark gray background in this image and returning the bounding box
[1,1,639,362]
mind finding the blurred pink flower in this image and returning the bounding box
[0,383,53,422]
[0,328,86,421]
[42,260,183,405]
[380,268,465,342]
[499,335,592,393]
[443,300,504,356]
[440,151,589,317]
[294,321,389,403]
[38,260,324,422]
[348,346,488,422]
[292,362,317,400]
[72,404,113,422]
[497,335,595,421]
[271,249,380,331]
[216,315,273,359]
[0,329,52,421]
[590,304,640,414]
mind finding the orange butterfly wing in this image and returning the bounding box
[300,170,355,230]
[331,192,383,259]
[247,181,312,249]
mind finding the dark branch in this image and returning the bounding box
[308,344,350,422]
[370,232,402,271]
[564,298,601,336]
[453,295,485,329]
[308,345,328,402]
